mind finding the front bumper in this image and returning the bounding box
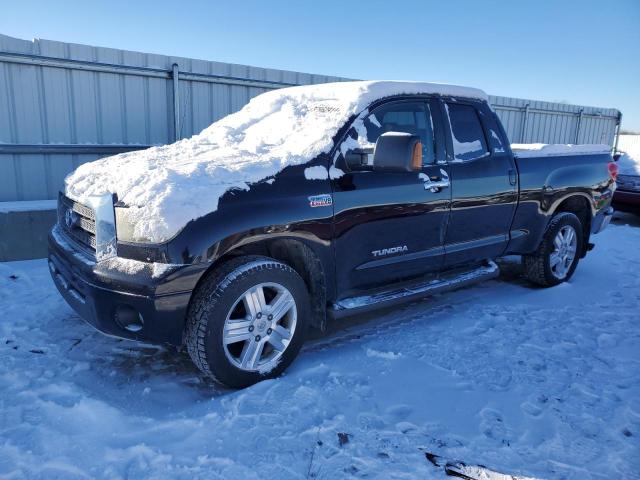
[48,226,204,346]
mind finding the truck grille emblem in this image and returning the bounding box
[65,209,78,229]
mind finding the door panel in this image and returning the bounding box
[441,101,517,267]
[331,98,451,299]
[332,167,450,298]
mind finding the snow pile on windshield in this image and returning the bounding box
[65,81,487,243]
[616,134,640,175]
[511,143,611,158]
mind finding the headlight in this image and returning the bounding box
[115,206,153,243]
[617,175,640,192]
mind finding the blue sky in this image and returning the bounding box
[3,0,640,130]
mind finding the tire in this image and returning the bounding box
[185,255,310,388]
[523,212,584,287]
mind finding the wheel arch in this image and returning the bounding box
[549,194,593,256]
[188,236,329,333]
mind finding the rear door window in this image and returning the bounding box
[446,103,489,161]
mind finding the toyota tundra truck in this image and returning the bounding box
[48,81,617,388]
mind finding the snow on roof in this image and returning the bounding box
[65,81,487,243]
[511,143,611,158]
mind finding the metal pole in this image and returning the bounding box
[613,111,623,153]
[520,104,530,143]
[574,109,584,144]
[0,51,296,89]
[172,63,180,141]
[0,144,151,155]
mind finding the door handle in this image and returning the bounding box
[421,169,450,192]
[425,178,449,192]
[508,168,517,186]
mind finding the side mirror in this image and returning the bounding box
[613,152,621,162]
[344,148,374,170]
[372,132,422,172]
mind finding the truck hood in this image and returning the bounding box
[65,80,487,243]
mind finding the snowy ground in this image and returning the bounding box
[1,217,639,480]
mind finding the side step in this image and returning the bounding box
[330,260,499,318]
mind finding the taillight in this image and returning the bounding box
[608,162,618,181]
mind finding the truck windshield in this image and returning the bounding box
[193,85,360,163]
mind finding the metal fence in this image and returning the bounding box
[490,95,621,147]
[0,34,622,202]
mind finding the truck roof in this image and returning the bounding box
[271,80,488,102]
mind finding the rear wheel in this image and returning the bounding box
[523,212,583,287]
[185,256,310,388]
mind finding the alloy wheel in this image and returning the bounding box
[550,225,578,280]
[222,282,298,372]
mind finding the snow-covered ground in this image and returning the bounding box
[1,219,639,479]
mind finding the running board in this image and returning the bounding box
[330,260,499,318]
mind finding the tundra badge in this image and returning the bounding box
[372,245,408,257]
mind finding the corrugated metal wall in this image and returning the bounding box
[0,34,621,202]
[0,34,349,202]
[489,95,620,146]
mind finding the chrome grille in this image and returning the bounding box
[58,193,97,253]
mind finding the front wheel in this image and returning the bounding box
[523,212,584,287]
[185,256,310,388]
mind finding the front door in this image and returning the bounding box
[331,98,451,299]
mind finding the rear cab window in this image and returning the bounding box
[483,113,507,154]
[445,103,490,162]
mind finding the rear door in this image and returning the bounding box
[331,98,451,299]
[440,99,517,267]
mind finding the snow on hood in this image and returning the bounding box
[65,80,487,243]
[511,143,612,158]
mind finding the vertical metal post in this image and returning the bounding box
[172,63,180,141]
[520,104,530,143]
[574,109,584,144]
[613,111,623,153]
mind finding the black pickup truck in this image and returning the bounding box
[48,81,616,387]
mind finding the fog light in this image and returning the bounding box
[114,305,144,332]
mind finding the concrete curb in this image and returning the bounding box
[0,201,57,261]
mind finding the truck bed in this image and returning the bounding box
[507,144,614,254]
[511,143,611,158]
